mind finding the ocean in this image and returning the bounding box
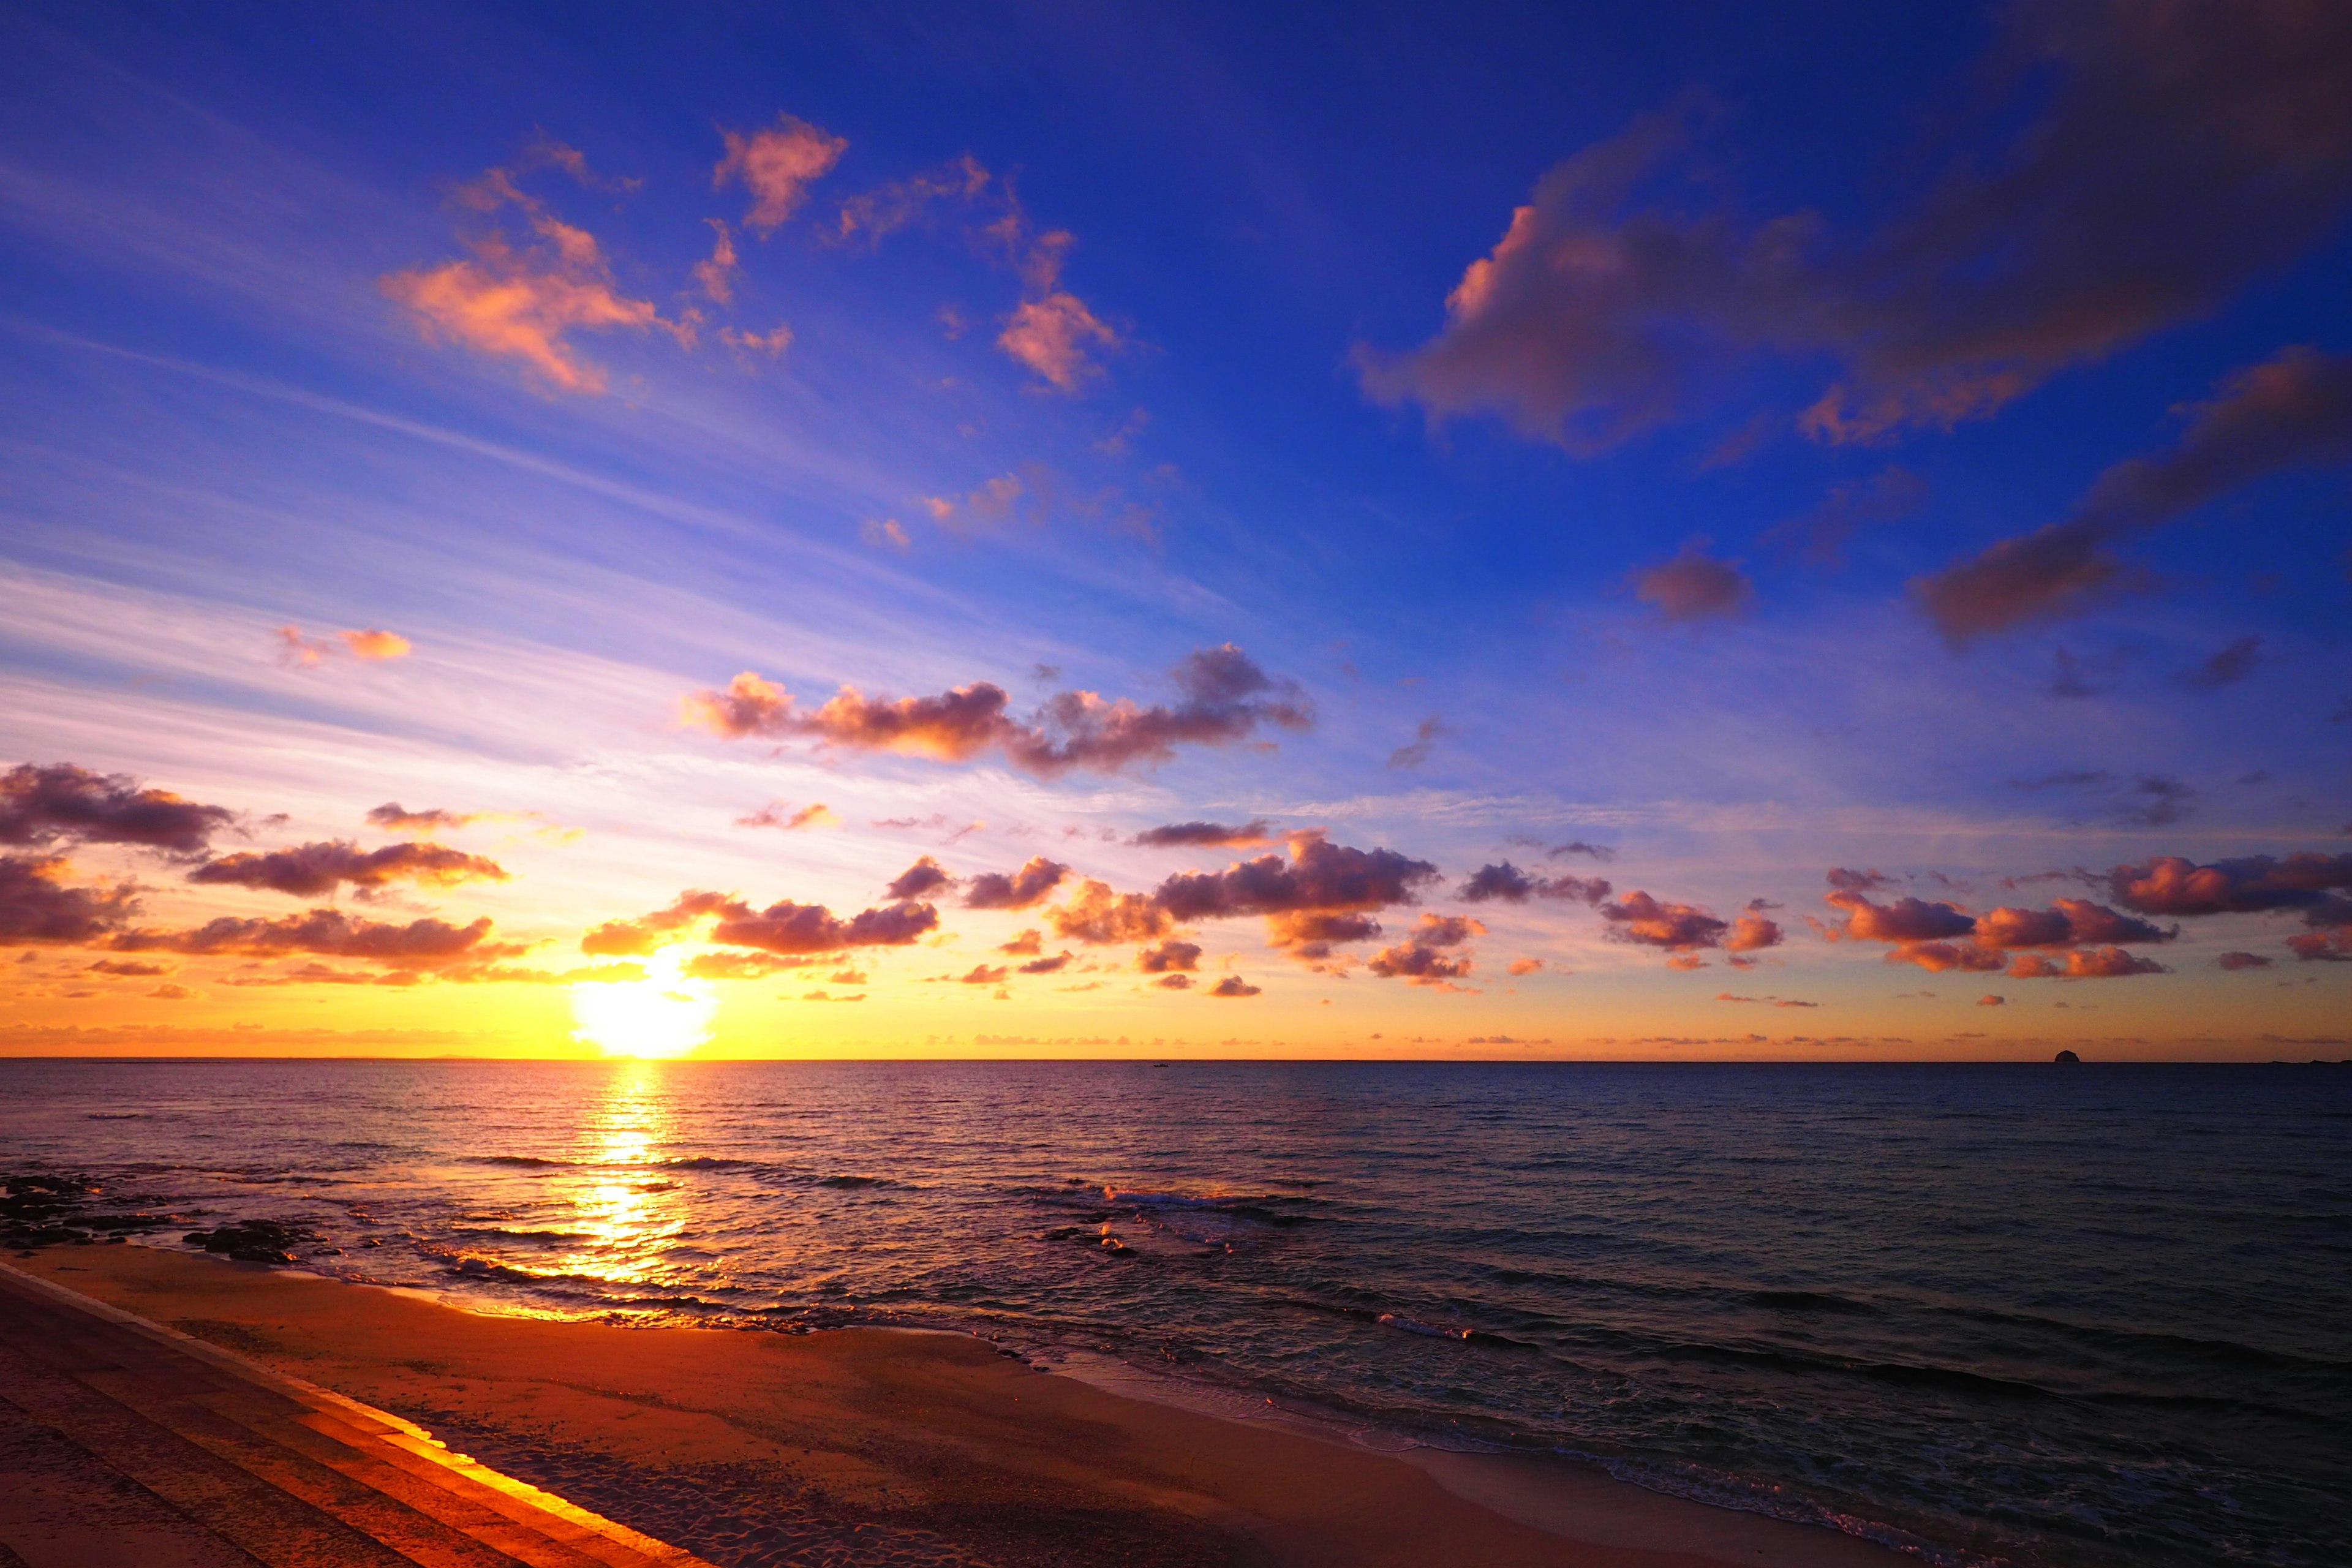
[2,1058,2345,1567]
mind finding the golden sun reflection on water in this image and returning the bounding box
[549,1060,688,1291]
[569,949,715,1058]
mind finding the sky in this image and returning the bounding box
[1,0,2348,1061]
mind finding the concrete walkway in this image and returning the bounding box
[0,1259,714,1568]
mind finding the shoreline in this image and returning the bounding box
[7,1245,1913,1567]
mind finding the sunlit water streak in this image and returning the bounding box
[2,1059,2345,1568]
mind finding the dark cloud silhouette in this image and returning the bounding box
[1599,891,1731,952]
[1914,347,2352,639]
[2106,852,2352,916]
[115,910,520,966]
[1156,831,1441,953]
[1,763,236,855]
[2176,637,2263,691]
[1016,952,1072,974]
[1210,976,1261,998]
[1156,973,1193,990]
[1387,716,1447,769]
[1458,862,1610,904]
[1545,840,1617,862]
[884,856,954,902]
[709,899,938,956]
[1136,940,1201,973]
[188,841,508,899]
[962,856,1068,910]
[1361,11,2352,454]
[682,644,1311,777]
[1132,820,1274,848]
[2217,951,2274,970]
[0,855,138,944]
[1367,913,1483,985]
[1634,548,1751,620]
[2288,895,2352,962]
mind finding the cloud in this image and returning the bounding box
[1457,862,1610,905]
[737,801,837,832]
[681,644,1312,777]
[187,840,508,899]
[2287,897,2352,962]
[2176,636,2263,691]
[951,964,1009,985]
[113,910,521,967]
[366,803,486,834]
[1133,820,1276,850]
[0,855,139,944]
[715,115,848,233]
[1357,11,2352,453]
[1546,840,1616,862]
[86,959,171,977]
[963,856,1069,910]
[1634,548,1751,621]
[340,629,412,660]
[691,894,940,957]
[860,518,912,552]
[1367,913,1484,985]
[1913,347,2352,639]
[2104,852,2352,916]
[1763,466,1928,565]
[1156,830,1441,954]
[832,154,994,247]
[1210,976,1261,998]
[1822,875,2173,978]
[1,763,236,855]
[1155,973,1193,990]
[694,219,739,303]
[579,889,747,956]
[2012,771,2199,827]
[2217,951,2274,970]
[999,290,1120,393]
[998,929,1042,957]
[1506,957,1544,976]
[1977,995,2006,1006]
[1387,715,1449,770]
[1725,913,1784,952]
[1136,940,1200,973]
[1045,879,1174,945]
[717,324,793,359]
[1017,952,1072,974]
[1599,891,1730,952]
[884,856,954,902]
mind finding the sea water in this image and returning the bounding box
[2,1058,2345,1567]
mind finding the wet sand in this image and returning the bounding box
[4,1247,1905,1567]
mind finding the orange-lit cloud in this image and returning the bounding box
[1210,976,1261,998]
[694,219,739,303]
[860,518,912,552]
[366,803,485,834]
[1136,939,1200,973]
[187,840,508,899]
[1045,879,1173,945]
[737,801,837,832]
[1599,891,1729,952]
[113,910,521,967]
[999,288,1119,393]
[584,887,937,963]
[1822,875,2176,978]
[2,763,235,855]
[340,628,412,660]
[715,114,848,233]
[1367,913,1484,986]
[681,645,1311,777]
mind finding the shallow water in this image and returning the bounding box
[2,1058,2346,1567]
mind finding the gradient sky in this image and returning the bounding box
[3,1,2349,1061]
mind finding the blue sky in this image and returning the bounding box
[2,1,2348,1057]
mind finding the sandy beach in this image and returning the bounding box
[1,1245,1905,1568]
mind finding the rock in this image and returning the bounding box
[181,1218,320,1264]
[2054,1049,2081,1064]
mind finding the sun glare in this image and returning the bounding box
[570,949,716,1058]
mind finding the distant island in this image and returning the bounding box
[2055,1050,2082,1064]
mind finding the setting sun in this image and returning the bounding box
[569,951,715,1058]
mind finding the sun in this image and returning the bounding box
[570,949,717,1058]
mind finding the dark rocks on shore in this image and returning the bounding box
[2,1172,181,1250]
[181,1219,320,1265]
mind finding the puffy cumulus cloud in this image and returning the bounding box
[712,898,938,957]
[963,856,1068,910]
[1978,994,2007,1007]
[681,645,1311,777]
[1,763,235,855]
[1506,957,1544,976]
[1133,820,1276,850]
[1914,347,2352,639]
[737,801,837,832]
[1210,976,1262,998]
[1136,940,1201,974]
[2105,852,2352,916]
[1016,952,1072,974]
[187,840,508,899]
[1725,913,1784,952]
[1633,548,1752,622]
[1458,862,1610,905]
[715,114,848,233]
[2007,948,2169,979]
[2287,895,2352,962]
[1156,973,1193,990]
[0,855,139,944]
[579,889,744,956]
[2217,951,2274,971]
[1045,879,1172,945]
[1357,10,2352,453]
[1158,831,1441,951]
[366,803,485,834]
[1367,914,1485,986]
[951,963,1009,986]
[998,929,1042,957]
[1822,875,2173,978]
[113,910,520,967]
[1600,891,1731,952]
[1000,289,1119,393]
[885,856,954,902]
